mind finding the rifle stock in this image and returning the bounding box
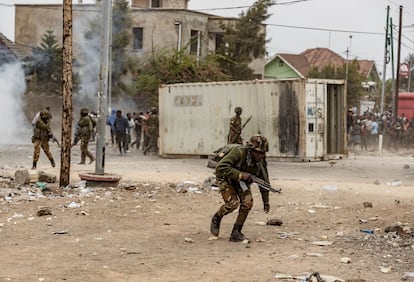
[206,160,281,193]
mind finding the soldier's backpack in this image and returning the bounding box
[211,144,239,162]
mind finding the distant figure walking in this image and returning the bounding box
[72,107,96,164]
[227,107,243,144]
[114,110,129,155]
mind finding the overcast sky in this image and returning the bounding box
[1,0,413,78]
[188,0,414,78]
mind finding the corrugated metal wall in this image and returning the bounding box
[159,79,345,160]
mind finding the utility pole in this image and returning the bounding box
[60,0,73,187]
[345,35,352,109]
[380,6,390,115]
[390,17,395,115]
[394,5,403,121]
[95,0,111,175]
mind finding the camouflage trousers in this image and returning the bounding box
[33,139,53,162]
[80,134,91,155]
[216,178,253,226]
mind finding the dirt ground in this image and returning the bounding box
[0,143,413,282]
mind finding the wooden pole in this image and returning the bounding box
[60,0,73,187]
[394,5,403,121]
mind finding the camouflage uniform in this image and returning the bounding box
[73,108,95,164]
[211,135,270,242]
[143,107,159,155]
[227,107,243,144]
[32,110,55,170]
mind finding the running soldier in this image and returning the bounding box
[210,134,271,242]
[31,110,55,170]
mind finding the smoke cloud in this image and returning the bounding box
[0,61,29,144]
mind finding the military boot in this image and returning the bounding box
[50,159,56,168]
[210,213,222,236]
[31,161,37,170]
[86,151,95,164]
[78,153,86,164]
[229,224,246,242]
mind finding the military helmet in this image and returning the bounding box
[151,107,158,114]
[248,134,269,153]
[40,110,49,119]
[80,107,89,115]
[235,107,242,114]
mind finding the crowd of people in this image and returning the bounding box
[30,106,160,169]
[105,107,159,156]
[347,108,414,152]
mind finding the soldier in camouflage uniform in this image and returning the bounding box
[211,134,270,242]
[31,110,55,170]
[227,107,243,144]
[143,107,159,155]
[72,108,95,164]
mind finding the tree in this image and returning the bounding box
[216,0,271,80]
[32,29,63,93]
[111,0,133,96]
[132,48,230,108]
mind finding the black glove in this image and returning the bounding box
[263,202,270,213]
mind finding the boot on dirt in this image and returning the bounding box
[78,153,86,165]
[86,151,95,164]
[31,161,37,170]
[50,158,56,168]
[210,213,222,236]
[229,224,246,242]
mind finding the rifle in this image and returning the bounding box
[49,130,61,147]
[241,114,252,130]
[206,160,281,194]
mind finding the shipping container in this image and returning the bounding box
[158,78,346,161]
[398,92,414,120]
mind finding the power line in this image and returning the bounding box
[267,23,384,35]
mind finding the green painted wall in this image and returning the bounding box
[264,57,300,79]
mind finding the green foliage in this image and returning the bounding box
[32,29,63,93]
[111,0,133,96]
[132,48,230,108]
[216,0,271,80]
[307,59,366,107]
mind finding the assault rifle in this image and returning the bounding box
[49,130,61,147]
[206,160,281,194]
[241,114,252,130]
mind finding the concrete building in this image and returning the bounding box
[9,1,265,77]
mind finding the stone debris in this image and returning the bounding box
[36,206,52,217]
[363,202,373,208]
[267,218,283,226]
[306,252,323,257]
[379,266,392,273]
[208,236,218,241]
[312,241,333,246]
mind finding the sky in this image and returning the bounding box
[0,0,413,78]
[188,0,414,78]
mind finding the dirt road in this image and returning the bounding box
[0,144,413,281]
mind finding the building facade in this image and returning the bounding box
[13,2,265,77]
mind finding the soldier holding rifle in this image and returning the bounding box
[227,107,252,144]
[210,134,275,242]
